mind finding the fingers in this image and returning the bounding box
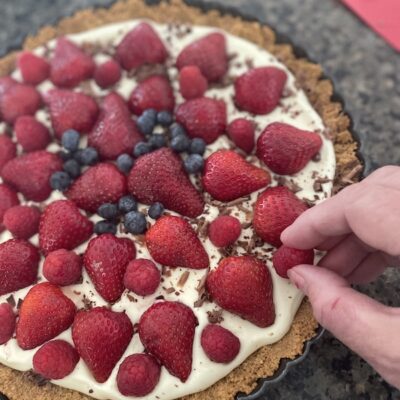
[345,252,391,284]
[366,165,400,190]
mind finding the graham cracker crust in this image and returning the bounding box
[0,0,362,399]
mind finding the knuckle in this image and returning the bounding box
[312,293,342,329]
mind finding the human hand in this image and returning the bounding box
[281,165,400,389]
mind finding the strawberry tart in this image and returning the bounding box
[0,0,362,399]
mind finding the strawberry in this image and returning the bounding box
[50,37,95,88]
[44,89,99,139]
[2,151,62,202]
[0,303,16,345]
[14,116,51,152]
[175,97,226,144]
[201,324,240,363]
[72,307,133,383]
[124,259,161,296]
[0,184,19,226]
[146,215,209,270]
[227,118,255,154]
[84,234,136,303]
[43,249,82,286]
[33,340,79,379]
[88,93,142,159]
[176,32,228,82]
[115,22,168,71]
[208,215,241,248]
[257,122,323,175]
[128,148,204,218]
[253,186,308,247]
[179,65,208,100]
[139,301,198,382]
[18,51,50,85]
[117,353,161,397]
[3,205,41,240]
[202,150,270,201]
[234,67,287,115]
[39,200,93,255]
[94,60,121,89]
[0,135,16,173]
[129,75,175,115]
[0,76,17,98]
[0,83,42,124]
[273,245,315,279]
[207,256,275,327]
[16,282,76,350]
[66,163,127,213]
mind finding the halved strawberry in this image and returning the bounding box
[14,116,51,152]
[0,303,16,345]
[0,135,16,174]
[272,245,315,279]
[227,118,255,154]
[18,51,50,85]
[0,184,19,226]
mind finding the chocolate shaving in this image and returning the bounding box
[126,294,138,303]
[162,266,172,277]
[17,299,23,309]
[23,370,49,387]
[177,271,190,288]
[130,63,168,81]
[207,308,224,324]
[341,164,363,184]
[82,295,95,310]
[6,295,15,308]
[241,221,252,229]
[164,287,175,294]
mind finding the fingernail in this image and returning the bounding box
[288,269,305,291]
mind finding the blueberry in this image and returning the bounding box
[133,142,152,158]
[50,171,72,191]
[63,159,81,179]
[75,147,98,166]
[59,150,72,162]
[184,154,204,174]
[61,129,80,152]
[94,220,117,235]
[189,138,206,155]
[118,195,138,214]
[170,122,187,138]
[117,153,134,173]
[137,109,157,136]
[148,134,167,149]
[148,202,164,220]
[157,111,173,127]
[171,134,190,153]
[97,203,119,220]
[124,211,147,234]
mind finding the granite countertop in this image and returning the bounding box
[1,0,400,399]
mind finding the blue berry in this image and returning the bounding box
[189,138,206,155]
[75,147,98,166]
[170,123,187,138]
[171,134,190,153]
[137,109,157,136]
[117,153,134,173]
[50,171,72,191]
[94,220,117,235]
[61,129,80,152]
[124,211,147,234]
[97,203,119,220]
[133,142,152,158]
[148,202,164,220]
[63,159,81,179]
[148,134,167,149]
[184,154,204,174]
[59,150,72,162]
[157,111,173,127]
[118,195,138,214]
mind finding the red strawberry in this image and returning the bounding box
[0,83,42,124]
[175,97,226,144]
[43,249,82,286]
[139,301,197,382]
[146,215,208,270]
[44,89,99,139]
[33,340,79,379]
[0,303,16,344]
[202,150,270,201]
[129,75,175,115]
[16,282,76,350]
[0,184,19,226]
[117,353,161,397]
[84,234,136,302]
[176,32,228,82]
[88,93,142,159]
[18,51,50,85]
[207,256,275,327]
[0,76,17,98]
[253,186,308,247]
[179,65,208,100]
[234,67,287,115]
[124,259,161,296]
[273,245,315,279]
[94,60,121,89]
[50,37,95,88]
[128,148,204,218]
[257,122,323,175]
[227,118,255,153]
[2,151,62,202]
[115,22,168,71]
[3,205,41,239]
[0,135,16,173]
[14,116,51,152]
[66,163,127,213]
[201,324,240,363]
[39,200,93,255]
[72,307,133,383]
[208,215,241,248]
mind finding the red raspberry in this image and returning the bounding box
[43,249,82,286]
[0,184,19,227]
[94,60,122,89]
[208,215,241,248]
[14,116,51,152]
[0,135,16,174]
[3,205,41,240]
[0,302,16,345]
[123,259,161,296]
[179,66,208,100]
[227,118,255,154]
[272,245,315,279]
[18,51,50,85]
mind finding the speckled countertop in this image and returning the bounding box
[1,1,400,399]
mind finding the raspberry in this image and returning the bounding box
[3,205,41,240]
[43,249,82,286]
[179,65,208,100]
[14,116,51,152]
[94,60,122,89]
[0,303,16,345]
[123,259,161,296]
[272,245,315,279]
[208,215,241,247]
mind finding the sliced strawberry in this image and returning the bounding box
[175,97,226,144]
[227,118,255,154]
[202,150,270,201]
[176,32,228,82]
[179,65,208,100]
[14,116,51,152]
[16,282,76,350]
[207,256,275,327]
[3,205,41,240]
[94,60,121,89]
[115,22,168,71]
[257,122,323,175]
[234,67,287,115]
[0,135,17,174]
[72,307,133,383]
[128,148,204,218]
[208,215,241,248]
[253,186,308,247]
[273,245,315,279]
[88,93,143,159]
[0,184,19,226]
[18,51,50,85]
[139,301,197,382]
[39,200,93,255]
[0,303,16,345]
